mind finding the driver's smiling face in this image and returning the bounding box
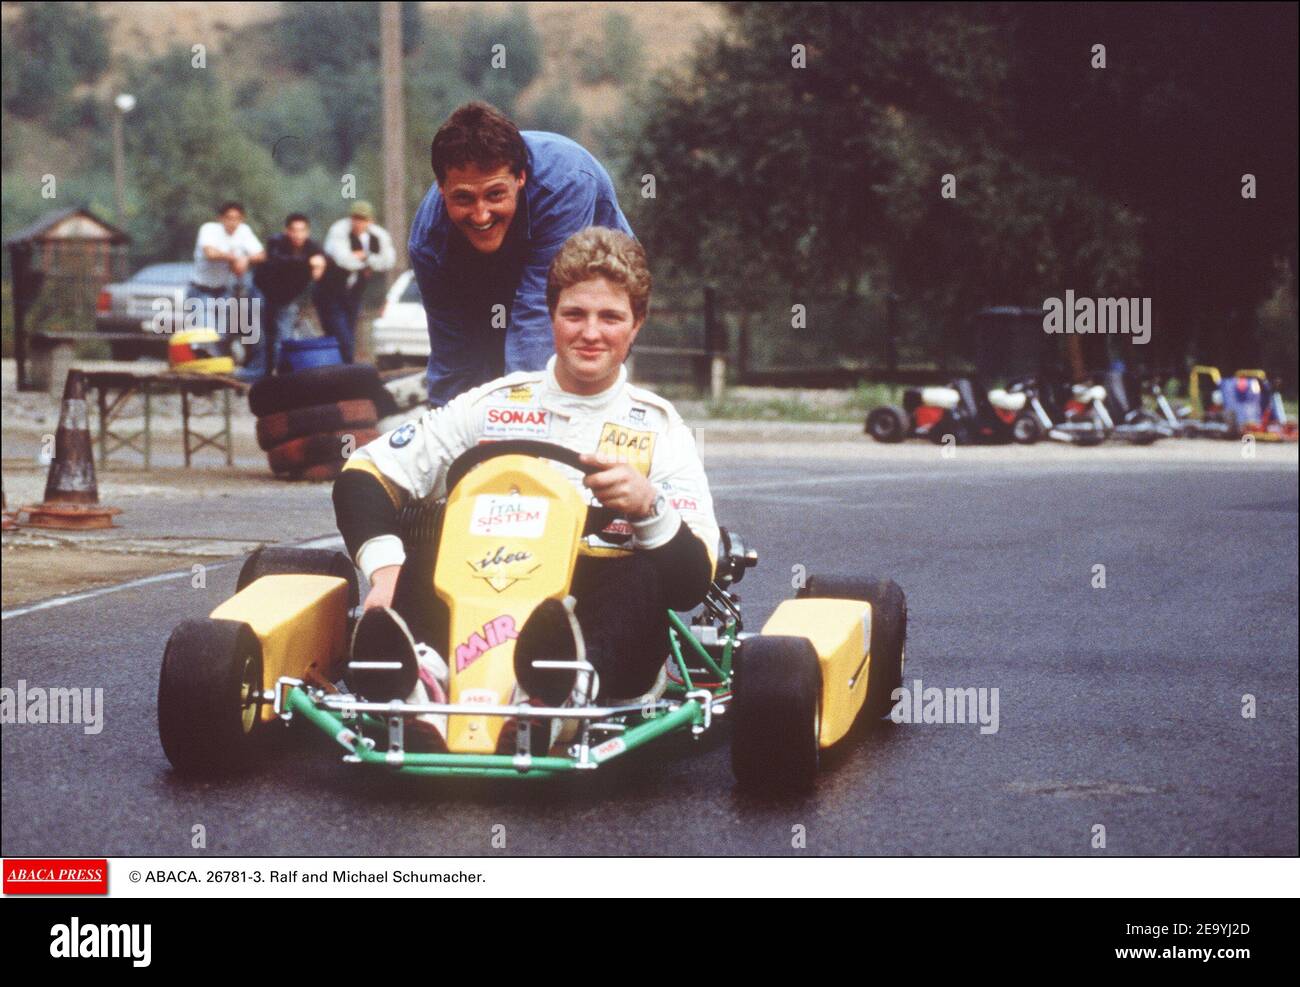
[551,277,642,396]
[441,162,525,254]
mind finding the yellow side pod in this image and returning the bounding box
[211,574,350,721]
[760,598,871,747]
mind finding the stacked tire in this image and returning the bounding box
[248,365,397,482]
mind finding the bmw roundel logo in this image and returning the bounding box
[389,423,417,448]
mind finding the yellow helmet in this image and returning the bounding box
[169,329,235,374]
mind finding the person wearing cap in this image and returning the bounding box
[313,201,397,363]
[408,102,633,407]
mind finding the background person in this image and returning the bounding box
[188,201,265,343]
[313,201,396,363]
[408,102,633,407]
[245,213,327,380]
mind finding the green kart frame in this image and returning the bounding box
[275,608,738,780]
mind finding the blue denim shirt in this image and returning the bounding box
[408,131,633,406]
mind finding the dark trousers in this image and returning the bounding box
[314,282,364,363]
[394,547,669,701]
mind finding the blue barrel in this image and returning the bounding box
[278,336,342,373]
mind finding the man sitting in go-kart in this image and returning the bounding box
[332,227,719,749]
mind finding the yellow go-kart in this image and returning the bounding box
[157,440,907,793]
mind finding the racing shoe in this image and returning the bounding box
[403,643,450,753]
[346,606,419,701]
[513,596,598,707]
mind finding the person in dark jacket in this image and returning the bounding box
[245,213,326,380]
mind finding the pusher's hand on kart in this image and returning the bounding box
[579,452,656,519]
[364,564,401,611]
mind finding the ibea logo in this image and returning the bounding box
[50,918,151,968]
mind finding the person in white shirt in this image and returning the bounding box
[188,201,266,363]
[313,201,397,363]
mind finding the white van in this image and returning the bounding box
[371,270,429,368]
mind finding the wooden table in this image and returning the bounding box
[76,364,248,469]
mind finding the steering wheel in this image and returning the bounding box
[443,440,629,542]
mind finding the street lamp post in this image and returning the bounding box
[111,93,136,227]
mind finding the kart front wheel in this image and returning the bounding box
[731,635,821,794]
[797,575,907,721]
[865,406,908,443]
[158,618,265,776]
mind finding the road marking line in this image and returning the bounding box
[1,534,345,621]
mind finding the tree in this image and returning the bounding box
[458,4,541,91]
[124,51,279,261]
[624,3,1295,372]
[520,84,583,138]
[277,1,423,77]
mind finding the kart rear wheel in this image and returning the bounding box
[929,413,969,446]
[797,575,907,722]
[865,406,908,443]
[236,546,359,607]
[731,635,821,793]
[1012,413,1042,444]
[158,618,265,776]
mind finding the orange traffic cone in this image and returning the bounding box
[20,370,121,529]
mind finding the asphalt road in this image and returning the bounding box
[3,449,1296,856]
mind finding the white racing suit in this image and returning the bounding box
[335,356,719,735]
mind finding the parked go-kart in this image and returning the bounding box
[157,440,907,793]
[866,378,1021,445]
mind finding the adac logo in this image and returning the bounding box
[507,384,533,403]
[468,544,540,592]
[389,422,417,448]
[597,422,656,476]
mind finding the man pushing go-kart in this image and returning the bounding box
[332,227,718,750]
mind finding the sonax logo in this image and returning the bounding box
[4,858,108,895]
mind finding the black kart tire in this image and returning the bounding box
[865,405,908,443]
[255,399,378,450]
[266,428,379,474]
[248,364,390,418]
[1012,413,1042,444]
[276,462,346,483]
[158,618,265,776]
[929,414,969,446]
[236,545,359,607]
[797,575,907,721]
[731,635,822,793]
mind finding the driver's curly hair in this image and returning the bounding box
[546,227,651,324]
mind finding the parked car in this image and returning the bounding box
[96,261,195,360]
[370,270,428,369]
